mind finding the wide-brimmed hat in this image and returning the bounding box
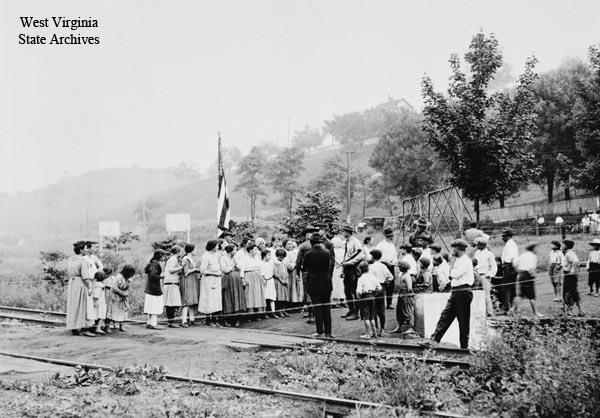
[153,249,167,258]
[525,241,539,251]
[383,228,394,237]
[414,217,431,228]
[301,225,319,235]
[589,239,600,246]
[309,232,323,243]
[500,228,514,237]
[450,239,469,249]
[341,224,354,233]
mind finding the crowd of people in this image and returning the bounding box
[64,217,598,349]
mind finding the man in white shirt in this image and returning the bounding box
[500,228,518,313]
[473,236,497,316]
[512,242,544,317]
[341,224,365,321]
[375,228,398,309]
[555,216,565,239]
[428,239,474,349]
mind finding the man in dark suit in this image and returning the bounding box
[303,232,334,338]
[296,225,319,323]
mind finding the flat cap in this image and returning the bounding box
[450,239,469,249]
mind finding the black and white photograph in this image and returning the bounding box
[1,1,600,416]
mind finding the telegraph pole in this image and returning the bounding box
[346,150,355,223]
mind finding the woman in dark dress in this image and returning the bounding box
[144,249,166,330]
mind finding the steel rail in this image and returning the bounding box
[0,350,478,418]
[232,340,473,369]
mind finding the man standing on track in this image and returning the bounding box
[304,232,334,338]
[375,228,397,309]
[341,224,364,321]
[500,228,518,314]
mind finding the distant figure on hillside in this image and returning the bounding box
[555,216,565,239]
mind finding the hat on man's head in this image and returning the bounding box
[383,228,394,237]
[589,238,600,247]
[414,217,431,228]
[563,239,575,249]
[309,232,323,243]
[500,227,515,237]
[302,225,319,235]
[473,235,489,246]
[550,240,561,248]
[450,239,469,249]
[399,243,413,250]
[429,243,442,252]
[341,224,355,233]
[153,249,167,258]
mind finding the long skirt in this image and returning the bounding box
[245,271,266,309]
[222,270,246,314]
[288,269,304,303]
[86,292,97,322]
[144,294,164,315]
[199,275,222,314]
[563,273,580,306]
[274,277,288,301]
[180,272,200,306]
[264,278,277,300]
[163,284,182,307]
[66,277,93,330]
[332,266,345,299]
[107,292,129,322]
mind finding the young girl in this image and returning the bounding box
[93,268,108,335]
[283,239,303,310]
[586,239,600,297]
[102,268,116,331]
[180,243,200,327]
[393,261,417,337]
[356,261,381,339]
[548,240,564,302]
[199,240,223,327]
[562,240,584,316]
[144,250,165,330]
[273,248,290,318]
[107,265,136,332]
[261,250,277,318]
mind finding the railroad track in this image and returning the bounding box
[0,305,65,326]
[0,350,478,418]
[232,340,473,369]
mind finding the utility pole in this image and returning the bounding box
[346,150,355,223]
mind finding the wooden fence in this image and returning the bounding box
[479,196,600,222]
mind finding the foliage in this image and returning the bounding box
[267,146,305,215]
[101,249,126,274]
[369,110,446,199]
[323,106,396,144]
[40,250,68,286]
[462,320,600,417]
[220,144,242,172]
[235,146,268,221]
[228,220,259,243]
[366,175,399,216]
[174,161,201,184]
[151,235,183,251]
[573,44,600,193]
[530,58,590,202]
[103,231,140,251]
[291,125,324,150]
[308,155,347,200]
[278,191,343,240]
[422,32,538,218]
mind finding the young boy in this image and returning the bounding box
[414,258,432,293]
[512,242,544,317]
[586,239,600,297]
[548,240,564,302]
[369,249,393,335]
[356,261,381,339]
[562,240,584,316]
[432,254,450,292]
[394,261,417,337]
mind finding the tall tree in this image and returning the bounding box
[530,59,589,202]
[268,146,306,216]
[573,45,600,193]
[369,110,446,199]
[292,125,324,150]
[278,191,343,241]
[421,32,538,220]
[235,146,267,222]
[308,156,347,200]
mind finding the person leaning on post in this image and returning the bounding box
[423,238,474,350]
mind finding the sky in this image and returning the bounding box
[0,0,599,194]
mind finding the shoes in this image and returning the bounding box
[306,318,315,324]
[146,325,162,330]
[595,294,600,297]
[418,339,438,348]
[268,313,277,319]
[281,311,290,318]
[189,321,196,326]
[359,334,372,339]
[118,328,126,332]
[341,312,351,318]
[81,331,96,337]
[180,323,189,328]
[95,329,106,335]
[233,321,240,327]
[587,292,593,295]
[325,334,335,338]
[310,332,324,337]
[345,314,359,321]
[552,298,561,302]
[214,322,223,328]
[71,330,80,336]
[389,326,401,333]
[168,323,179,328]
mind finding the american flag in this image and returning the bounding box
[217,133,231,237]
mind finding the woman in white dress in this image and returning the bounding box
[163,246,183,328]
[239,243,266,320]
[199,240,223,326]
[331,236,346,306]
